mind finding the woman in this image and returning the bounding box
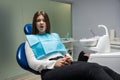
[25,10,120,80]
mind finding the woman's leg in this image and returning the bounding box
[102,66,120,80]
[41,61,113,80]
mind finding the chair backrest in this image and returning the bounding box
[24,24,32,35]
[16,24,40,74]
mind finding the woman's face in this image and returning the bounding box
[36,15,47,34]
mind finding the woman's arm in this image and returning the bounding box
[25,41,56,72]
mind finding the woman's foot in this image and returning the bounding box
[78,51,90,62]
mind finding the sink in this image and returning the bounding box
[79,25,111,53]
[79,36,99,47]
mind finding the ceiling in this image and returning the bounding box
[51,0,74,4]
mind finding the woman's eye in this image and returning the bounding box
[42,19,45,22]
[36,19,41,22]
[36,19,45,22]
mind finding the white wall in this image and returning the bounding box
[72,0,120,60]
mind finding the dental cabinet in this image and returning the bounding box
[61,38,75,57]
[110,29,120,52]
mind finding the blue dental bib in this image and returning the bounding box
[26,33,67,59]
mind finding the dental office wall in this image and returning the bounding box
[72,0,120,60]
[0,0,71,80]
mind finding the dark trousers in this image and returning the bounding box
[41,61,120,80]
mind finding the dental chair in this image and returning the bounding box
[80,25,120,74]
[16,24,40,75]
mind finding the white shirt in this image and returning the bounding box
[25,41,72,72]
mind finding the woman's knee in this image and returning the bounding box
[88,63,103,71]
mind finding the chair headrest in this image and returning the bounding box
[24,24,32,34]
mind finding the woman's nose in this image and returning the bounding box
[40,20,44,24]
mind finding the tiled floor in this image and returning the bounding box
[7,72,41,80]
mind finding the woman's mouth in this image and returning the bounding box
[40,26,44,28]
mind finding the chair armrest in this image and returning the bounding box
[88,52,120,74]
[89,52,120,58]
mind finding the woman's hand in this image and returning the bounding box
[64,54,72,64]
[54,54,72,68]
[54,58,66,68]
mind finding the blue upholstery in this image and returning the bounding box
[24,24,32,35]
[16,24,40,74]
